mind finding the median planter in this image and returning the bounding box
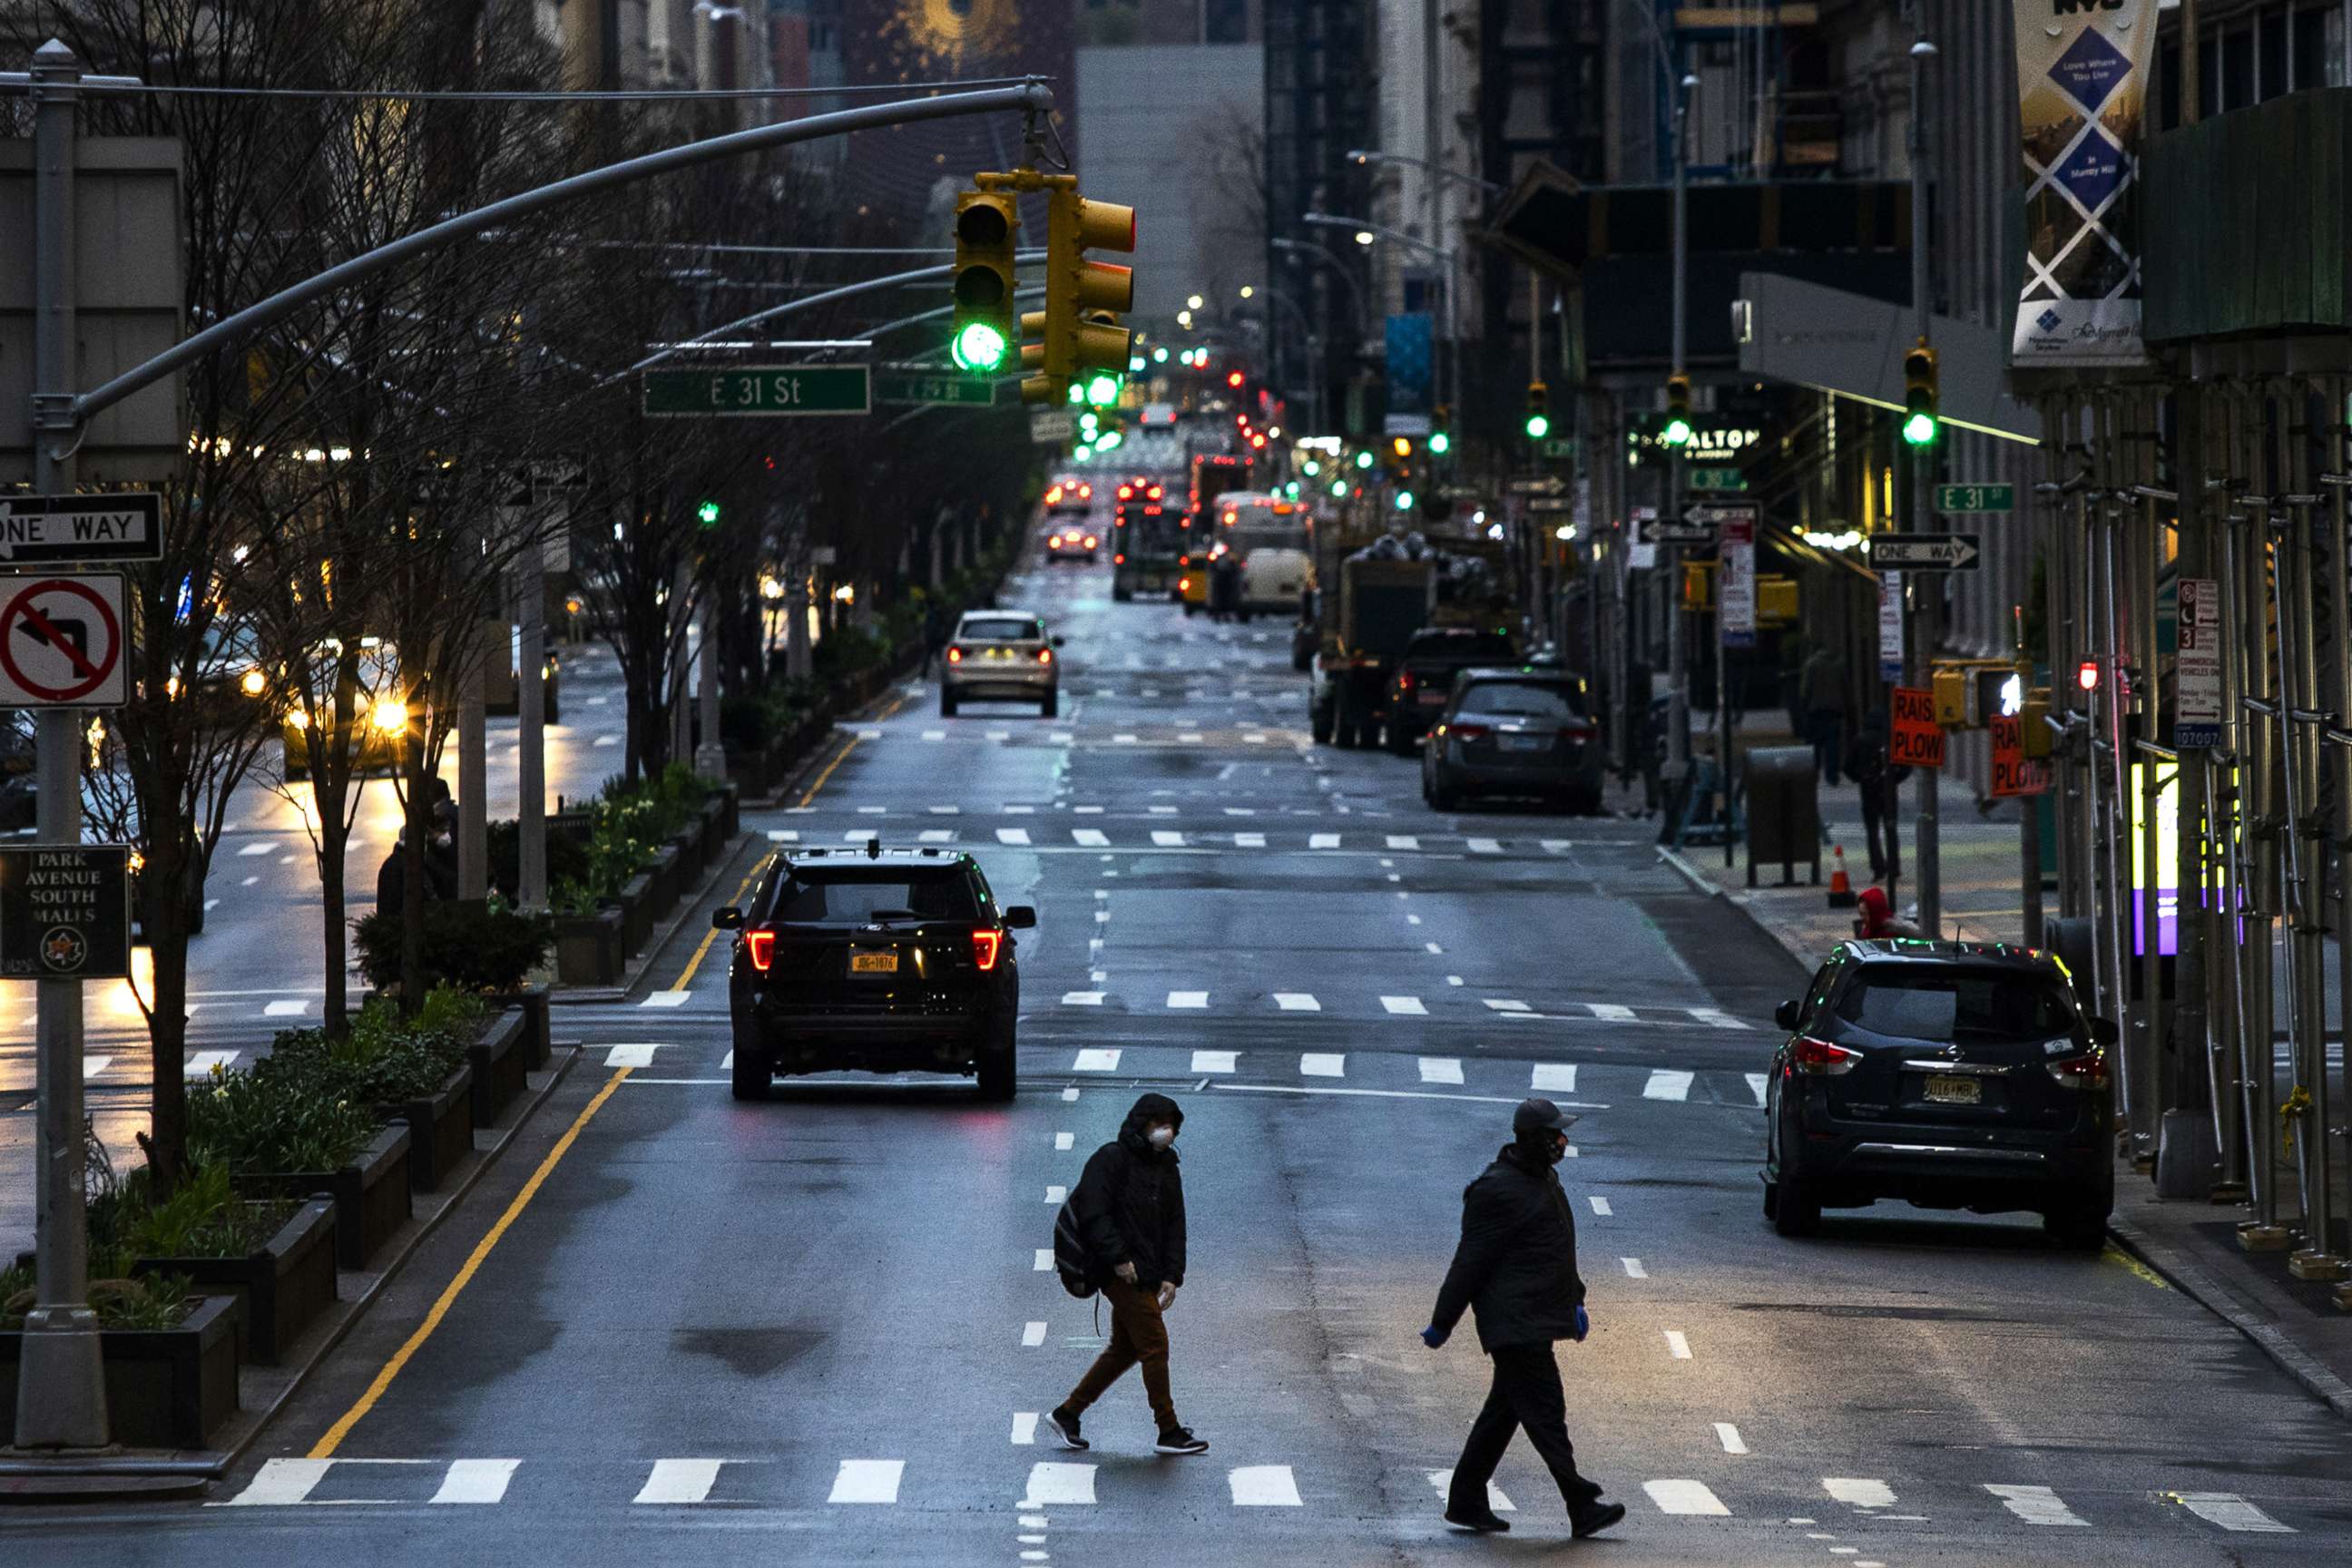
[555,907,623,986]
[698,795,727,864]
[0,1293,243,1448]
[466,1008,528,1128]
[646,840,684,923]
[613,872,654,954]
[131,1200,335,1367]
[514,985,553,1070]
[380,1061,474,1192]
[237,1123,412,1271]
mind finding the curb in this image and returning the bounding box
[1655,846,1818,975]
[2106,1215,2352,1422]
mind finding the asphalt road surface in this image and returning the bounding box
[8,543,2349,1565]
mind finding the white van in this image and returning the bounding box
[1222,495,1313,615]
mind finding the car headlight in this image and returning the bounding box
[370,697,408,734]
[240,668,267,697]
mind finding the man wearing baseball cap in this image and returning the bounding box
[1420,1097,1624,1539]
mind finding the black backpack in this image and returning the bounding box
[1052,1195,1095,1298]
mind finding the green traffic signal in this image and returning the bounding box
[1302,459,1320,477]
[1428,430,1451,456]
[1395,490,1415,512]
[1524,413,1551,440]
[1084,372,1122,407]
[1902,410,1938,446]
[1660,415,1693,447]
[696,499,721,526]
[1096,427,1124,451]
[1328,478,1348,497]
[1354,450,1374,470]
[1066,381,1085,406]
[952,319,1008,373]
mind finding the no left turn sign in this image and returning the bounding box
[0,573,127,708]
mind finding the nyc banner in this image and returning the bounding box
[2012,0,2157,368]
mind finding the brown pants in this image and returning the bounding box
[1063,1278,1178,1430]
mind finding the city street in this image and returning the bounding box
[7,555,2345,1564]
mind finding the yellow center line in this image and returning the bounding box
[797,734,861,808]
[671,865,766,991]
[308,1066,632,1459]
[2102,1244,2169,1289]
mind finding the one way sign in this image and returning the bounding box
[1867,533,1980,572]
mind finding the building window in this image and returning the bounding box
[2293,4,2331,91]
[2259,8,2287,100]
[2220,23,2254,110]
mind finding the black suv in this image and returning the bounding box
[1762,940,2118,1249]
[712,846,1034,1102]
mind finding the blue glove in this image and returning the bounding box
[1420,1324,1447,1348]
[1572,1304,1590,1343]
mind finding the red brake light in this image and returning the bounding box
[947,647,964,663]
[1079,485,1092,499]
[1046,485,1063,505]
[1397,671,1416,692]
[1049,535,1063,547]
[1113,553,1125,564]
[2046,1050,2109,1091]
[1083,535,1097,549]
[1148,486,1161,499]
[1119,485,1134,500]
[1227,370,1244,388]
[1788,1037,1861,1076]
[972,928,1003,971]
[744,929,776,974]
[1038,648,1054,665]
[1447,722,1490,742]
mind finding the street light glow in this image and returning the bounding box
[1187,294,1204,309]
[1239,285,1254,299]
[1353,230,1376,247]
[1177,309,1193,328]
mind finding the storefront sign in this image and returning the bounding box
[2174,576,2223,747]
[1889,686,1945,769]
[2011,0,2157,368]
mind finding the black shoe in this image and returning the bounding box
[1153,1426,1209,1455]
[1443,1507,1512,1534]
[1571,1500,1627,1538]
[1044,1408,1088,1452]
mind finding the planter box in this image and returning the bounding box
[514,985,553,1069]
[667,826,704,890]
[555,907,623,986]
[613,872,653,955]
[380,1062,474,1192]
[237,1123,412,1271]
[698,795,728,864]
[644,845,682,928]
[131,1200,335,1367]
[0,1293,243,1448]
[466,1009,528,1128]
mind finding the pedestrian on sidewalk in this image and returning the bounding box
[1421,1098,1624,1540]
[1799,642,1848,785]
[1045,1092,1208,1457]
[1856,885,1926,939]
[1845,709,1907,880]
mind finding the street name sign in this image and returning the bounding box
[1642,518,1716,545]
[876,369,1001,407]
[642,365,872,417]
[1688,467,1749,494]
[0,573,127,708]
[0,845,130,980]
[1509,475,1567,496]
[1868,533,1980,571]
[0,494,163,564]
[1889,686,1945,769]
[2175,576,2224,747]
[1028,411,1075,446]
[1540,437,1578,461]
[1685,503,1759,528]
[1936,483,2015,514]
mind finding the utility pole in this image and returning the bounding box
[515,503,549,910]
[15,37,109,1451]
[1666,73,1697,791]
[1908,24,1942,936]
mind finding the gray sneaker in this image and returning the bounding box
[1153,1426,1209,1455]
[1044,1408,1088,1452]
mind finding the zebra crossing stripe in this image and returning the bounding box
[1167,991,1209,1009]
[1387,835,1419,850]
[1986,1484,2089,1525]
[1309,833,1341,848]
[218,1457,336,1505]
[1426,1471,1515,1513]
[1010,1413,1040,1445]
[1644,1479,1730,1515]
[1072,1049,1122,1072]
[1825,1478,1895,1508]
[1022,1462,1096,1505]
[1532,1063,1578,1093]
[1644,1070,1695,1102]
[1272,993,1320,1012]
[83,1055,111,1078]
[828,1459,903,1504]
[2171,1492,2292,1533]
[1690,1007,1750,1029]
[1467,838,1503,854]
[641,991,691,1009]
[1229,1465,1302,1506]
[1419,1057,1465,1084]
[1072,828,1109,847]
[604,1044,665,1069]
[1380,995,1427,1015]
[1234,832,1266,848]
[430,1459,519,1504]
[1191,1050,1239,1074]
[1484,999,1531,1013]
[633,1459,724,1505]
[1152,830,1187,847]
[184,1050,238,1077]
[1747,1073,1769,1105]
[1300,1054,1346,1078]
[997,828,1032,846]
[1062,992,1105,1006]
[1586,1003,1637,1021]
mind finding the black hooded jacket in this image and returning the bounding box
[1431,1139,1586,1352]
[1071,1093,1188,1291]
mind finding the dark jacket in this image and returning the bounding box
[1071,1092,1188,1291]
[1432,1141,1587,1352]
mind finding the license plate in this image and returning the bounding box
[849,952,898,975]
[1923,1074,1981,1104]
[1503,734,1548,751]
[1418,691,1446,705]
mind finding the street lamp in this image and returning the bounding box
[1345,149,1506,196]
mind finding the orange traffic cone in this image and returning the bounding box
[1827,844,1858,908]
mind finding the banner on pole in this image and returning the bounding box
[1877,570,1905,683]
[2174,576,2223,747]
[2010,0,2158,368]
[1718,509,1756,649]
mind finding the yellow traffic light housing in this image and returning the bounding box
[2021,689,2053,758]
[1662,374,1693,446]
[951,189,1018,373]
[1524,381,1550,440]
[1932,666,1969,728]
[1030,185,1134,407]
[1902,338,1939,446]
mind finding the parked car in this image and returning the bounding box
[712,844,1034,1102]
[941,611,1062,718]
[1761,940,2118,1249]
[1386,626,1518,754]
[1420,668,1605,813]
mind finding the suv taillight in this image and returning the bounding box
[1037,648,1054,664]
[972,929,1003,971]
[1788,1036,1860,1076]
[947,647,965,663]
[744,929,776,973]
[1397,671,1416,693]
[1447,722,1491,743]
[2046,1050,2109,1091]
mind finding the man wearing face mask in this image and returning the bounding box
[1421,1098,1624,1540]
[1045,1092,1206,1456]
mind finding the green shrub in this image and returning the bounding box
[350,900,553,994]
[186,1064,382,1176]
[485,818,593,901]
[1,1264,191,1331]
[87,1163,298,1262]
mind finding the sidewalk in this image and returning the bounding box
[1657,769,2352,1420]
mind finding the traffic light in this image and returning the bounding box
[695,498,720,527]
[1661,374,1692,446]
[1082,313,1123,407]
[1024,183,1135,407]
[1902,338,1939,446]
[1390,436,1414,459]
[951,189,1018,373]
[1429,405,1452,456]
[1524,381,1550,440]
[1226,369,1246,390]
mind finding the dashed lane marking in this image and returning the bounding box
[1986,1484,2089,1525]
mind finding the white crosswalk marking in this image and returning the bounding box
[1229,1465,1302,1506]
[1714,1424,1747,1455]
[1589,1195,1612,1216]
[1072,828,1110,847]
[1191,1050,1238,1074]
[1273,992,1320,1012]
[1381,995,1427,1015]
[633,1459,724,1505]
[1426,1471,1515,1513]
[1152,830,1187,847]
[1541,838,1573,852]
[919,829,956,842]
[1986,1485,2088,1525]
[184,1051,238,1078]
[1747,1073,1769,1106]
[828,1460,903,1504]
[1234,832,1267,848]
[430,1460,519,1504]
[929,804,961,814]
[1484,999,1531,1013]
[1664,1330,1692,1359]
[220,1458,337,1505]
[2173,1492,2293,1533]
[1054,1132,1075,1150]
[1043,1187,1065,1205]
[642,991,691,1009]
[766,829,799,842]
[1022,1462,1096,1506]
[1022,1321,1048,1347]
[1644,1070,1695,1102]
[1149,805,1178,815]
[1644,1479,1730,1515]
[985,730,1010,742]
[720,1053,732,1071]
[83,1055,112,1078]
[1419,1057,1464,1084]
[1309,833,1341,848]
[1387,834,1420,849]
[996,828,1032,845]
[1622,1258,1648,1279]
[1467,837,1503,854]
[1167,990,1209,1009]
[1011,1412,1040,1445]
[922,730,946,741]
[1690,1007,1750,1029]
[1072,1049,1122,1072]
[1113,733,1139,745]
[604,1044,665,1069]
[1061,992,1105,1006]
[1300,1054,1347,1078]
[1033,1250,1054,1272]
[1586,1003,1637,1021]
[1825,1478,1894,1508]
[1532,1063,1578,1093]
[262,999,309,1018]
[237,840,274,857]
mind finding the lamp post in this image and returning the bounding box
[1908,25,1940,936]
[1665,71,1699,790]
[1304,210,1459,434]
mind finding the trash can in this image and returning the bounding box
[1744,745,1820,887]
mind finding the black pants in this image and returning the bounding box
[1447,1343,1602,1516]
[1859,778,1901,877]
